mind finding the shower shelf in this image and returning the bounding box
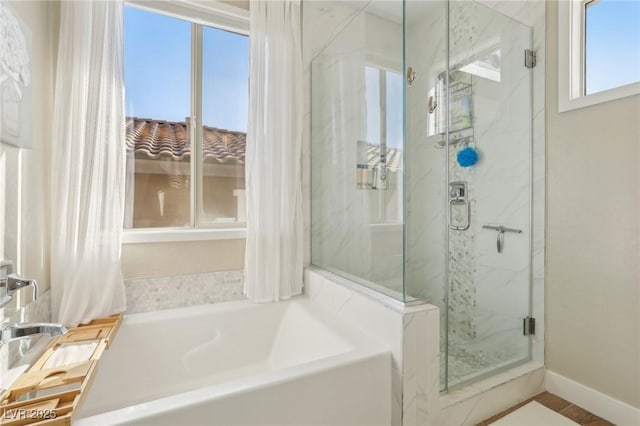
[434,134,474,149]
[433,129,474,149]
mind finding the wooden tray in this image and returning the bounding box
[0,315,122,425]
[54,315,121,349]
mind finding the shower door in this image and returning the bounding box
[444,1,533,388]
[403,0,534,391]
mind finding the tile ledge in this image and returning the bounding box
[305,266,437,314]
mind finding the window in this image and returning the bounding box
[123,2,249,237]
[364,65,403,223]
[558,0,640,111]
[584,0,640,95]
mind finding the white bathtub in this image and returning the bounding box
[77,298,391,425]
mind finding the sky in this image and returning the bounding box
[585,0,640,95]
[125,1,639,136]
[124,6,249,132]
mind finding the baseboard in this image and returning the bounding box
[545,369,640,426]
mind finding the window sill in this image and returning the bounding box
[122,227,247,244]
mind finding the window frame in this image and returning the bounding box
[558,0,640,112]
[122,0,249,244]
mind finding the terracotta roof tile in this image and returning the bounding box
[126,117,245,165]
[126,117,402,172]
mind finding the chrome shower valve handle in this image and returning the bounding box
[448,181,471,231]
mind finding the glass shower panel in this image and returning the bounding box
[446,1,532,388]
[310,2,405,300]
[403,1,448,304]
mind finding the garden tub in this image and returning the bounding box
[77,298,391,425]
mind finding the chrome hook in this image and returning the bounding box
[407,66,416,86]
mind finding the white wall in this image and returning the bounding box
[122,240,245,279]
[546,0,640,409]
[0,1,57,293]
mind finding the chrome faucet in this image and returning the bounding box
[0,260,39,308]
[1,323,68,344]
[4,274,39,301]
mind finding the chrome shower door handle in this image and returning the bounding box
[482,225,523,253]
[448,198,471,231]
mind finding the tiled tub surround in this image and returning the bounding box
[305,267,439,426]
[124,270,245,314]
[77,297,391,426]
[2,289,52,325]
[306,267,544,426]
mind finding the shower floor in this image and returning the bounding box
[443,335,524,388]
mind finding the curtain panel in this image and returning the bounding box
[245,0,304,302]
[51,0,126,326]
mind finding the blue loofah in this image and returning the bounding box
[457,146,479,167]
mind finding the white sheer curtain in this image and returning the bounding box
[245,0,303,302]
[50,0,126,326]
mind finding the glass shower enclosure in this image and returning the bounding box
[310,0,533,391]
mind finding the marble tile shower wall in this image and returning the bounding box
[2,290,52,325]
[124,270,245,314]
